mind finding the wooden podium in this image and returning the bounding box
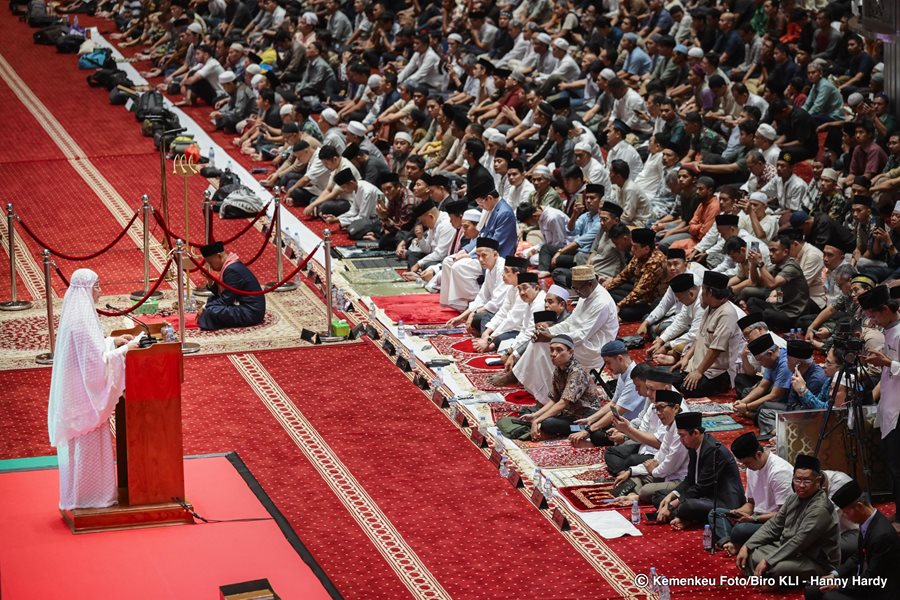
[62,324,194,533]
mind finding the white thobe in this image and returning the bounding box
[439,256,483,310]
[469,257,508,313]
[633,151,664,198]
[499,292,546,354]
[513,284,618,403]
[630,421,689,481]
[880,322,900,438]
[408,212,456,267]
[486,287,523,336]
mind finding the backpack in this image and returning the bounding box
[135,90,164,121]
[33,24,66,45]
[78,48,113,69]
[55,34,85,53]
[218,186,265,219]
[87,67,129,89]
[109,85,138,106]
[26,0,56,27]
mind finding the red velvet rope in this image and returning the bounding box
[151,201,272,248]
[188,243,321,296]
[243,220,275,267]
[16,209,141,261]
[98,257,174,316]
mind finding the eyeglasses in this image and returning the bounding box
[792,477,820,485]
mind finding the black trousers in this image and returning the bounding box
[619,302,652,323]
[540,415,576,436]
[746,297,800,332]
[604,442,653,474]
[189,78,219,106]
[674,497,715,524]
[538,245,575,272]
[608,282,634,304]
[317,199,350,217]
[675,371,732,399]
[734,373,762,399]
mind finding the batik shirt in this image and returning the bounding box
[549,357,600,418]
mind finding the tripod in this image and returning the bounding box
[812,358,874,501]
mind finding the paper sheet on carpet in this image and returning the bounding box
[575,509,642,539]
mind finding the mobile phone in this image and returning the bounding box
[609,404,620,419]
[645,511,658,522]
[569,424,586,432]
[750,241,759,252]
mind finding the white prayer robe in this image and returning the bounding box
[499,291,546,354]
[513,283,619,403]
[408,211,456,268]
[469,257,509,313]
[880,321,900,438]
[439,256,483,310]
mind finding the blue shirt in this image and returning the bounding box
[624,47,652,76]
[763,349,791,401]
[568,211,601,254]
[788,362,828,410]
[464,198,518,257]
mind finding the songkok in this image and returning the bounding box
[279,103,294,116]
[852,195,872,208]
[218,71,236,84]
[851,274,876,289]
[462,208,482,223]
[666,247,686,260]
[410,199,436,220]
[749,191,768,204]
[553,38,570,51]
[756,123,777,141]
[571,265,596,282]
[857,285,889,310]
[200,241,224,257]
[669,273,696,293]
[731,432,762,459]
[476,237,500,252]
[333,168,356,186]
[429,174,450,189]
[892,286,900,300]
[532,165,552,178]
[794,453,821,473]
[394,131,412,144]
[547,285,569,302]
[533,310,557,324]
[537,101,554,117]
[601,201,623,218]
[820,168,839,182]
[747,333,775,356]
[495,67,512,79]
[832,480,863,509]
[688,47,704,58]
[378,172,400,186]
[600,339,629,356]
[186,22,202,34]
[550,334,575,349]
[549,96,570,110]
[703,270,730,290]
[321,107,339,125]
[787,339,814,360]
[715,214,739,227]
[517,272,538,285]
[778,150,797,165]
[507,159,524,171]
[347,121,367,137]
[789,211,810,228]
[495,148,512,161]
[655,389,682,405]
[584,183,605,195]
[477,58,495,73]
[504,256,529,269]
[612,119,631,135]
[675,411,703,430]
[600,68,616,80]
[282,122,300,134]
[631,228,655,246]
[646,368,681,385]
[444,200,468,216]
[536,33,552,45]
[737,313,765,331]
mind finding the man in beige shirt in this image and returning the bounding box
[788,231,826,310]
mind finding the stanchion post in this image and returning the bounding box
[265,187,298,292]
[319,229,342,343]
[194,191,214,298]
[130,195,164,301]
[35,249,55,365]
[174,240,200,355]
[0,203,33,311]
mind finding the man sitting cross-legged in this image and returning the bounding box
[646,272,705,367]
[474,268,545,353]
[445,238,510,334]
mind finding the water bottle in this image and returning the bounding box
[226,160,234,174]
[659,577,671,600]
[543,475,554,500]
[73,15,79,30]
[776,289,784,304]
[209,147,216,169]
[336,288,346,312]
[450,180,458,202]
[494,429,504,450]
[478,415,487,437]
[397,319,406,339]
[532,467,543,489]
[649,567,661,594]
[162,322,177,342]
[703,524,713,551]
[631,500,641,525]
[499,454,509,478]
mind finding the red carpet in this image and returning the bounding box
[372,293,460,324]
[0,456,333,600]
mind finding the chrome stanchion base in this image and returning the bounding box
[181,342,201,354]
[128,290,163,302]
[192,289,213,297]
[318,335,345,343]
[35,352,54,365]
[265,280,298,292]
[0,299,33,311]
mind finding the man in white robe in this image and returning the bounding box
[48,269,140,510]
[446,238,509,330]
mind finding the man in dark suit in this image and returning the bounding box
[656,411,746,528]
[804,479,900,600]
[198,241,266,331]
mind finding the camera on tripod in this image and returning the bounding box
[831,320,865,366]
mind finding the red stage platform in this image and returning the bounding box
[0,454,336,600]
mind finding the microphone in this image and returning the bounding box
[163,127,187,136]
[106,304,157,347]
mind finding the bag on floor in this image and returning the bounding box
[109,85,138,106]
[135,90,164,121]
[78,48,113,69]
[33,24,66,45]
[55,33,85,53]
[218,186,264,219]
[11,0,29,16]
[496,417,532,441]
[87,67,129,90]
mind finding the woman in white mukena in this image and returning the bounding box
[47,268,140,510]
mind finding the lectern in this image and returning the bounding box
[61,323,194,533]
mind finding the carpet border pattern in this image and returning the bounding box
[228,353,451,600]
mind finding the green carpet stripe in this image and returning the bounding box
[0,455,58,473]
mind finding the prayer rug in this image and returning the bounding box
[523,445,605,468]
[465,371,522,393]
[505,390,537,405]
[450,338,476,354]
[702,415,744,432]
[568,467,613,483]
[489,401,525,423]
[342,267,404,285]
[558,483,621,512]
[464,355,503,371]
[688,401,735,414]
[370,294,460,325]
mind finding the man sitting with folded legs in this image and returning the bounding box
[198,241,266,331]
[446,238,509,333]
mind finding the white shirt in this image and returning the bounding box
[581,158,614,202]
[338,179,381,228]
[469,257,510,313]
[612,88,652,134]
[397,46,444,89]
[881,321,900,438]
[607,140,644,177]
[486,286,524,336]
[409,211,456,266]
[761,173,808,211]
[548,283,619,370]
[630,420,689,481]
[617,179,651,227]
[538,206,569,247]
[659,290,704,347]
[644,263,706,326]
[506,179,535,210]
[537,52,580,83]
[746,451,794,515]
[712,230,770,277]
[633,151,664,198]
[498,33,531,67]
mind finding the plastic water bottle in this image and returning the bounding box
[631,500,641,525]
[72,15,79,29]
[369,305,377,321]
[161,322,175,342]
[703,524,713,551]
[532,467,543,489]
[397,319,406,338]
[659,577,671,600]
[649,567,661,594]
[499,454,509,478]
[493,429,504,449]
[226,160,234,174]
[478,415,488,436]
[209,147,216,169]
[543,475,554,499]
[450,180,458,202]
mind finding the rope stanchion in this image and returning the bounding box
[175,240,200,355]
[17,208,141,262]
[36,249,55,365]
[195,191,215,298]
[264,191,297,292]
[0,203,32,311]
[95,257,175,317]
[188,242,321,296]
[130,195,165,302]
[243,218,275,267]
[318,229,343,344]
[151,201,271,248]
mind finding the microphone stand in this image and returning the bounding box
[710,437,719,555]
[146,116,186,250]
[106,304,157,347]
